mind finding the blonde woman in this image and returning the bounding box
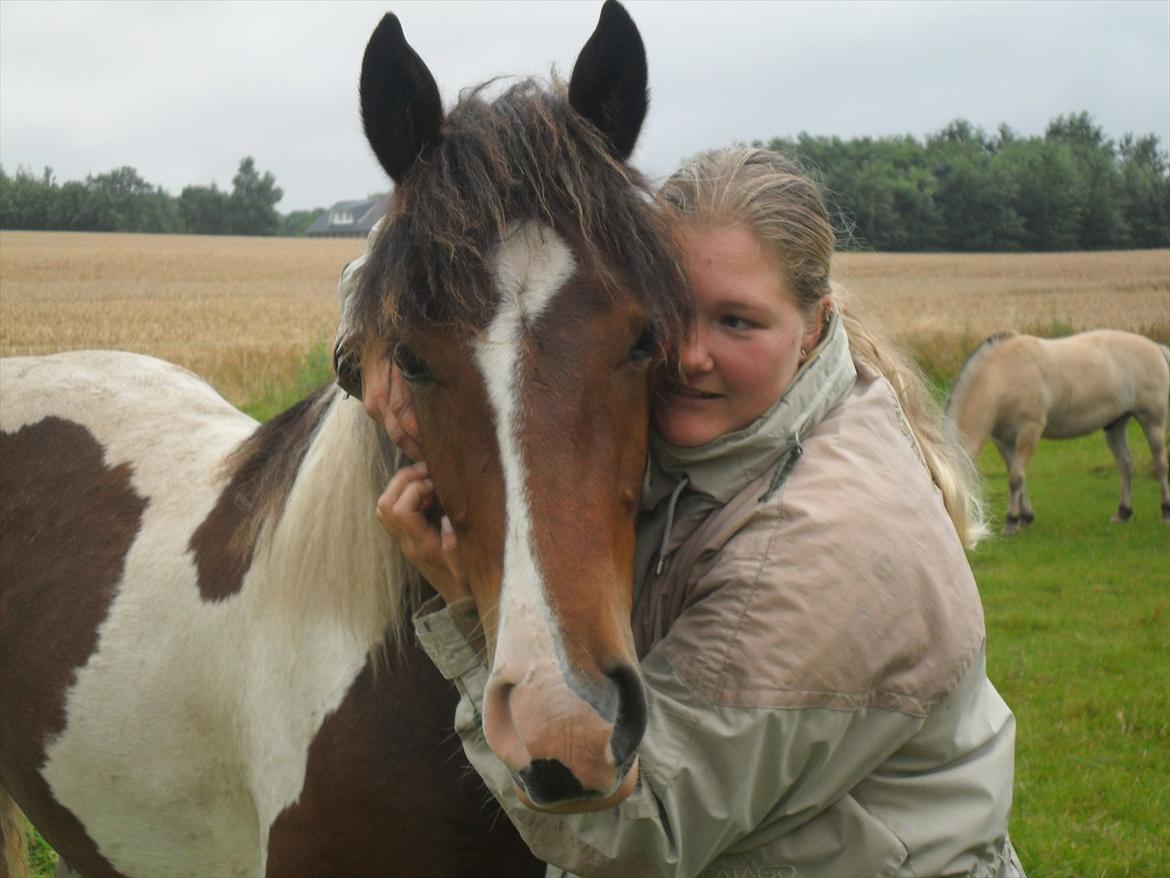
[362,148,1023,877]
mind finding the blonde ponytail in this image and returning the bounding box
[836,298,987,546]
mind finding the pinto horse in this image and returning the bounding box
[946,329,1170,533]
[0,3,688,875]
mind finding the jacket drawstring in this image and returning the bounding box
[762,433,803,503]
[655,476,690,575]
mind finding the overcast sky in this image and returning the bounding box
[2,0,1167,212]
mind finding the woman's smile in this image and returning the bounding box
[663,383,724,401]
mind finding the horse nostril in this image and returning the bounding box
[518,759,592,806]
[606,662,647,769]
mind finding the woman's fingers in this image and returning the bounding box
[376,463,433,539]
[377,460,428,500]
[439,515,463,579]
[391,479,440,540]
[376,463,444,571]
[428,514,469,602]
[375,467,470,604]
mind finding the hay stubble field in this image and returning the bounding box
[0,232,366,406]
[2,231,1169,876]
[2,231,1167,405]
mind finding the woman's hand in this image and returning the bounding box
[376,462,470,604]
[360,347,423,462]
[361,348,466,601]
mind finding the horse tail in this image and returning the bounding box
[0,787,29,878]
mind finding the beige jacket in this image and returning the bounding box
[415,316,1022,877]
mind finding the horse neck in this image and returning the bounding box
[251,391,416,652]
[947,335,1013,457]
[952,382,998,459]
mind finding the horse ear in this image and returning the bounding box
[568,0,648,162]
[360,14,444,184]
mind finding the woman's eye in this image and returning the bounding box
[719,315,752,331]
[393,343,433,383]
[628,323,657,365]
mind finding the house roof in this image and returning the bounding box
[306,196,388,236]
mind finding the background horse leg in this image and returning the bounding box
[1019,482,1035,527]
[1,787,28,878]
[1003,426,1041,535]
[994,439,1034,528]
[1134,410,1170,522]
[1104,415,1134,522]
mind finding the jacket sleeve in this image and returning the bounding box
[414,591,927,878]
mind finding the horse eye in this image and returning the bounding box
[393,343,433,383]
[628,323,657,365]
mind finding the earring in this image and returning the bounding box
[799,347,808,359]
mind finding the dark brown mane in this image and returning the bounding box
[354,76,689,355]
[196,385,339,588]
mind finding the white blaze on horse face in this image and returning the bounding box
[475,221,574,685]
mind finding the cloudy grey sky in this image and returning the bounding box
[2,0,1167,212]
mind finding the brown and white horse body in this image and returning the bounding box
[2,3,678,873]
[1,351,411,875]
[947,329,1170,532]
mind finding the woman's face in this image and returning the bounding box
[652,223,823,448]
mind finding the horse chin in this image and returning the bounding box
[513,757,639,814]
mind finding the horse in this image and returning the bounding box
[946,329,1170,534]
[0,3,690,875]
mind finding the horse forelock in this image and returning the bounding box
[353,75,689,358]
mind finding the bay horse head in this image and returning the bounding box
[351,2,688,812]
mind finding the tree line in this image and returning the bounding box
[0,157,314,237]
[763,112,1169,251]
[1,112,1166,249]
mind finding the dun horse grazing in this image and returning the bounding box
[0,3,688,875]
[946,329,1170,533]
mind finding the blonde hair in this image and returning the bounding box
[660,148,985,546]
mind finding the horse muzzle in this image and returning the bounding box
[483,658,647,812]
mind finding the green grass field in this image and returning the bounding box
[237,341,335,423]
[23,358,1170,877]
[974,421,1170,877]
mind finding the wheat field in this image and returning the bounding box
[0,231,365,405]
[833,249,1170,375]
[1,231,1167,404]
